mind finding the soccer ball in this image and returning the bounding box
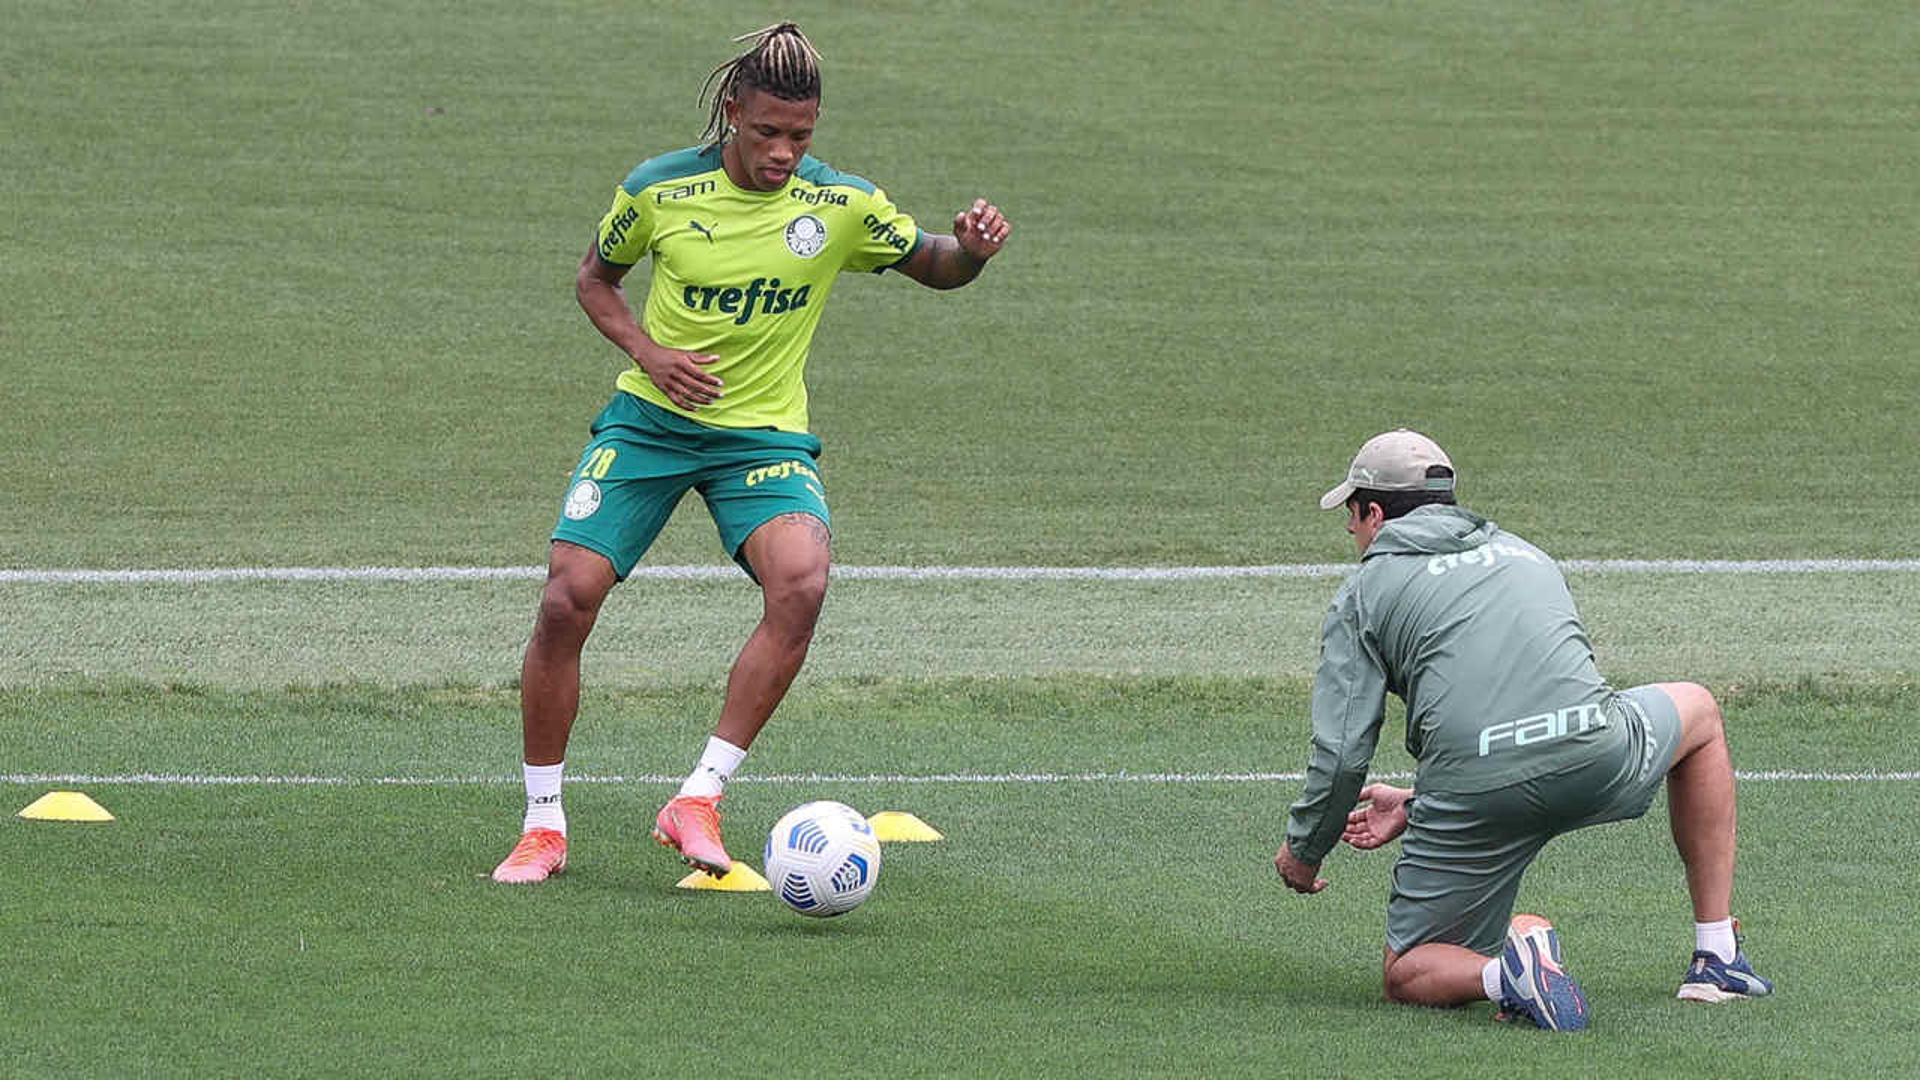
[764,800,882,917]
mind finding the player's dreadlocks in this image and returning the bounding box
[700,22,823,150]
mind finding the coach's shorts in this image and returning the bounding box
[1384,684,1684,956]
[549,392,829,580]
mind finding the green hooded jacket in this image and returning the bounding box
[1284,504,1618,865]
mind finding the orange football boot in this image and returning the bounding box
[652,794,732,877]
[491,828,568,884]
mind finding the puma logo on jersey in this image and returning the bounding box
[688,220,716,242]
[681,277,813,325]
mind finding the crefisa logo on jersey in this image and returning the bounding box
[789,186,848,208]
[862,213,910,254]
[563,479,602,520]
[785,214,827,258]
[681,277,812,325]
[599,205,640,261]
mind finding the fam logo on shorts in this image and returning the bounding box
[785,214,827,258]
[563,479,602,520]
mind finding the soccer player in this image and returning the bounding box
[1273,430,1773,1030]
[492,23,1011,884]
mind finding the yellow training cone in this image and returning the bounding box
[869,811,942,842]
[676,862,771,892]
[18,791,116,823]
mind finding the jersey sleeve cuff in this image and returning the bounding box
[872,229,925,274]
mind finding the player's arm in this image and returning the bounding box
[895,198,1012,290]
[574,247,723,411]
[1277,589,1390,891]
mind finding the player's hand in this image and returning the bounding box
[953,198,1011,261]
[634,344,724,411]
[1341,784,1412,850]
[1274,842,1328,894]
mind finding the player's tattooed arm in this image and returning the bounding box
[898,198,1011,290]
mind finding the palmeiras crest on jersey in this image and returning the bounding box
[563,479,602,520]
[785,214,827,258]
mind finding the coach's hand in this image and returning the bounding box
[1275,842,1328,894]
[953,198,1011,261]
[1341,784,1412,850]
[635,343,724,411]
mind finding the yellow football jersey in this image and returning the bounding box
[594,145,922,431]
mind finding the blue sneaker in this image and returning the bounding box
[1496,914,1590,1031]
[1677,922,1773,1002]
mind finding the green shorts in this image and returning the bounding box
[550,392,829,580]
[1384,684,1683,956]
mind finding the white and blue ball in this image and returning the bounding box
[764,800,881,917]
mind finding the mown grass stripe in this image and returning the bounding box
[3,559,1918,585]
[5,769,1915,787]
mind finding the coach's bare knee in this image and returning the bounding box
[1379,948,1430,1005]
[1663,680,1726,759]
[1383,960,1419,1005]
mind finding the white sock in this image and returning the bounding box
[1481,958,1504,1002]
[1695,918,1736,962]
[677,736,747,798]
[522,761,566,836]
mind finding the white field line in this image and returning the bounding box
[1,559,1918,585]
[3,769,1916,787]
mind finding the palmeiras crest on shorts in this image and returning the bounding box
[563,479,602,520]
[785,214,827,258]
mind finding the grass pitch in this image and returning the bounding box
[4,2,1917,568]
[4,0,1919,1076]
[5,681,1918,1077]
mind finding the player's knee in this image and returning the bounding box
[764,563,828,627]
[536,571,609,638]
[759,541,829,620]
[1382,958,1420,1004]
[1667,680,1726,752]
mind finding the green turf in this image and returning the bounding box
[5,0,1919,1075]
[4,1,1917,568]
[4,568,1917,689]
[3,678,1916,781]
[4,680,1917,1077]
[12,784,1914,1076]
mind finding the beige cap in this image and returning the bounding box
[1318,429,1455,510]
